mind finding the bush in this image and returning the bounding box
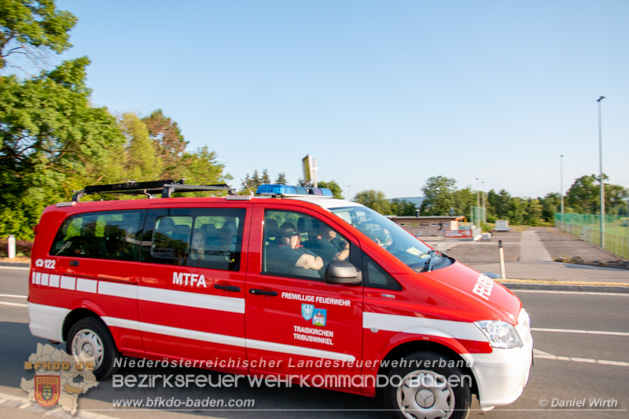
[0,238,33,257]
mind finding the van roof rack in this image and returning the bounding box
[72,180,235,202]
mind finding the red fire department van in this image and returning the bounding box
[28,180,532,419]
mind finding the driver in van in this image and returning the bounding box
[267,224,323,276]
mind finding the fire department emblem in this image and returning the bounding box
[313,308,327,327]
[301,304,314,321]
[34,375,60,407]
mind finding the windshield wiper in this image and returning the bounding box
[423,249,440,272]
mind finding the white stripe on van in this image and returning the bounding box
[363,312,488,343]
[60,276,76,290]
[31,270,244,314]
[102,316,354,362]
[246,338,356,362]
[49,275,60,288]
[138,286,244,314]
[76,278,98,293]
[98,281,137,299]
[103,317,246,348]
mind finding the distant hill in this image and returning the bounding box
[390,196,425,207]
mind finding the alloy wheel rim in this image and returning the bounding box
[71,329,104,369]
[396,370,455,419]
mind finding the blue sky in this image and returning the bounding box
[54,0,629,199]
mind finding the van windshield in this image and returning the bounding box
[330,206,451,272]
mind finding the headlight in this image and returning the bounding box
[474,320,523,349]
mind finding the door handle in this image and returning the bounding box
[249,288,278,297]
[214,284,241,292]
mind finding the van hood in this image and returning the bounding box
[428,260,522,324]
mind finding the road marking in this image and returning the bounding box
[514,289,629,296]
[532,327,629,337]
[0,301,27,308]
[534,349,629,367]
[0,266,29,270]
[0,293,27,299]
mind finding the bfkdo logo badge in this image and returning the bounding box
[34,375,60,407]
[22,343,99,414]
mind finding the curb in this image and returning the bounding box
[501,282,629,293]
[0,262,30,267]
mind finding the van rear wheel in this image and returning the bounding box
[384,352,471,419]
[67,317,120,380]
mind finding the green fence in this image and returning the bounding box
[555,213,629,260]
[471,206,486,228]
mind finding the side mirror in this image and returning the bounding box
[325,261,362,286]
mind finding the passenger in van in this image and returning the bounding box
[114,227,137,261]
[370,227,392,249]
[306,224,349,264]
[187,230,207,266]
[187,229,232,270]
[264,218,280,245]
[267,225,323,278]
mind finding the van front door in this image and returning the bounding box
[245,207,363,392]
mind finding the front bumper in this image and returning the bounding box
[464,309,534,410]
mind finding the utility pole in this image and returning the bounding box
[560,155,565,215]
[597,96,605,248]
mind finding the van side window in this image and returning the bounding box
[50,210,145,261]
[363,254,402,291]
[142,207,245,271]
[263,210,350,280]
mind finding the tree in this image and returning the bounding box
[540,193,560,222]
[142,109,187,179]
[275,172,287,184]
[487,189,511,220]
[525,198,543,226]
[318,180,343,199]
[180,146,230,194]
[354,190,391,215]
[507,197,527,225]
[565,174,628,215]
[0,0,77,70]
[390,199,416,216]
[420,176,456,215]
[239,169,263,194]
[603,184,629,216]
[119,113,162,181]
[261,169,271,185]
[453,187,476,217]
[566,174,601,214]
[0,58,124,239]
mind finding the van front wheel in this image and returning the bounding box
[384,352,471,419]
[67,318,120,380]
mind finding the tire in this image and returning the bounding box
[384,352,471,419]
[66,317,120,380]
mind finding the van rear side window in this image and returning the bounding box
[50,210,145,261]
[141,207,246,271]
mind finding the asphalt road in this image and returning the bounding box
[1,266,628,418]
